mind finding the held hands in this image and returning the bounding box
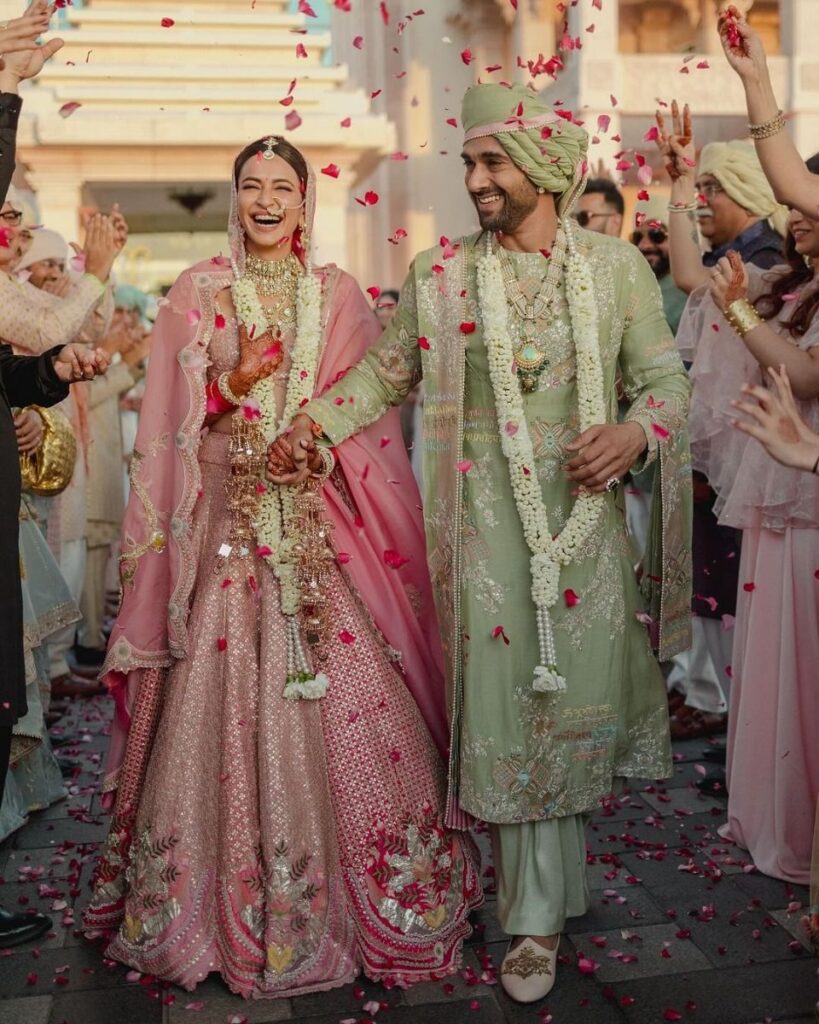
[731,364,819,472]
[14,407,43,454]
[53,343,109,383]
[709,251,749,312]
[654,100,695,183]
[266,413,322,485]
[565,421,648,493]
[718,5,767,83]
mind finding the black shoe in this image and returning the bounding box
[696,770,729,798]
[0,907,53,948]
[71,645,106,669]
[701,745,727,765]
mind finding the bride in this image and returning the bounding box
[84,136,481,997]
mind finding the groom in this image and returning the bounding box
[269,83,692,1003]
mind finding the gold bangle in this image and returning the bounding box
[724,298,763,337]
[667,202,699,213]
[314,445,335,482]
[217,371,244,406]
[748,110,786,140]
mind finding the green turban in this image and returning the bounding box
[461,83,589,215]
[699,140,789,236]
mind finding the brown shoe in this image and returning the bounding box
[669,706,727,741]
[50,673,106,700]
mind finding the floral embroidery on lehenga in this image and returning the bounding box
[236,841,328,976]
[119,828,184,946]
[365,803,463,935]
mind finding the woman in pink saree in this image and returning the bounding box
[84,136,481,997]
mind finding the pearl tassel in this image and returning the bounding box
[532,605,566,693]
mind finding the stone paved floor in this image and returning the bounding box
[0,695,816,1024]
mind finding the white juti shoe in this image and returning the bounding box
[499,935,558,1003]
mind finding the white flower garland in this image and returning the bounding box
[477,225,607,692]
[231,263,326,699]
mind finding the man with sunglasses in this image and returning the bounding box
[573,177,624,237]
[630,195,688,335]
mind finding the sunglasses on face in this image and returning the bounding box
[571,210,616,228]
[631,228,668,245]
[0,209,23,226]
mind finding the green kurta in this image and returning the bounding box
[306,229,692,826]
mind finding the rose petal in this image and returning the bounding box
[58,101,82,119]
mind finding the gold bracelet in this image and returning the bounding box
[748,110,786,140]
[667,201,699,213]
[217,371,244,406]
[724,298,763,337]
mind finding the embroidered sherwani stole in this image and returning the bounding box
[307,229,693,826]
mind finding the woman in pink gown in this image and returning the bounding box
[83,136,481,997]
[677,208,819,885]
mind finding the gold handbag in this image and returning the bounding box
[19,405,77,497]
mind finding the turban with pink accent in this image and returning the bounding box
[461,83,589,215]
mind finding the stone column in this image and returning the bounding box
[25,167,84,242]
[779,0,819,156]
[567,0,623,175]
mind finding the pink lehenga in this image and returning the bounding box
[83,169,481,996]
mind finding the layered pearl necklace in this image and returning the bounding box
[477,223,607,693]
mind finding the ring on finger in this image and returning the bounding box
[604,476,620,493]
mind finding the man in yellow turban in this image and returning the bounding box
[277,83,693,1004]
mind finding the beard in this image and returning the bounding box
[472,181,539,233]
[643,249,670,279]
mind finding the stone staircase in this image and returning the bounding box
[22,0,393,154]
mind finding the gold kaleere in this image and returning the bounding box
[290,483,336,662]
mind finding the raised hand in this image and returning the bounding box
[14,407,43,453]
[718,5,767,82]
[709,250,749,311]
[654,100,695,182]
[564,421,648,493]
[0,1,63,85]
[109,203,129,252]
[0,4,51,66]
[731,365,819,472]
[75,214,119,283]
[53,343,109,383]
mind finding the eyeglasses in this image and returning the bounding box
[631,228,668,245]
[695,183,724,200]
[0,209,22,226]
[571,210,616,228]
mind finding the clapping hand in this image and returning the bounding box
[654,100,695,182]
[731,364,819,472]
[53,343,109,383]
[73,214,119,283]
[14,407,43,453]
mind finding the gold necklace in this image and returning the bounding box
[244,252,302,337]
[244,251,302,297]
[496,231,567,392]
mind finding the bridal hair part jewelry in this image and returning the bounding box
[261,136,279,161]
